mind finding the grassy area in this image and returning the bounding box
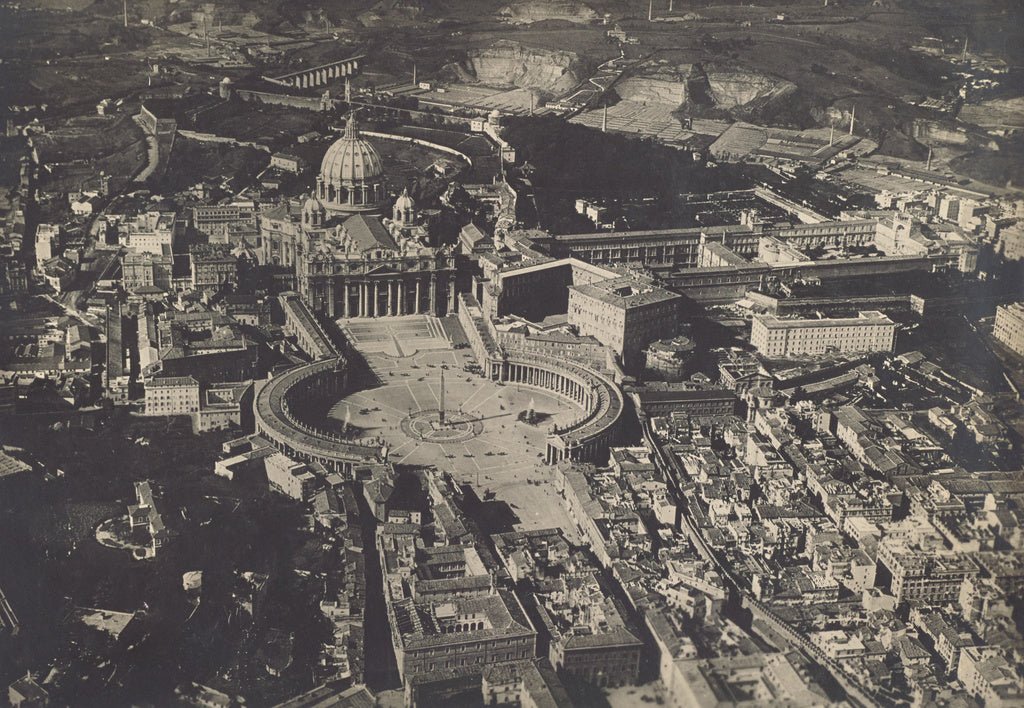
[30,113,148,189]
[0,411,337,705]
[505,115,746,195]
[192,100,327,146]
[950,136,1024,190]
[157,137,269,193]
[0,8,152,62]
[897,314,1008,395]
[34,114,144,163]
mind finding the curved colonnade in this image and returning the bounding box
[254,357,382,473]
[484,352,623,464]
[254,351,623,473]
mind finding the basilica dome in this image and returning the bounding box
[316,116,387,214]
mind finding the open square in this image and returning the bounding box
[329,324,584,538]
[338,315,451,357]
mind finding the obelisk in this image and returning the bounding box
[439,368,446,427]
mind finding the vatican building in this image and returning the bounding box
[315,117,389,214]
[259,117,457,319]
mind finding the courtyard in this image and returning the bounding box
[333,316,584,540]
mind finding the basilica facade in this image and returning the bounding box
[259,118,457,319]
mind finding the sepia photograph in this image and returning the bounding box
[0,0,1022,706]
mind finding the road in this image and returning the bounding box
[132,115,160,182]
[556,50,641,113]
[640,417,877,708]
[41,293,103,331]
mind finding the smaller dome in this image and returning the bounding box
[394,187,415,212]
[303,194,326,226]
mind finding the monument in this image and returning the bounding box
[401,365,482,444]
[439,367,446,427]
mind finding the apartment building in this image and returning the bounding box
[143,376,201,416]
[993,302,1024,358]
[750,311,895,358]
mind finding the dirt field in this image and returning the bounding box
[192,102,324,145]
[417,85,539,114]
[571,101,706,143]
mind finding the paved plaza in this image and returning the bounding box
[339,315,451,356]
[332,316,584,539]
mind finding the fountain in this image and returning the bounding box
[519,396,539,425]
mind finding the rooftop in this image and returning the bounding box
[146,376,199,388]
[395,588,535,650]
[754,310,895,329]
[342,214,397,252]
[570,276,680,309]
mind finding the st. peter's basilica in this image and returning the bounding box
[259,117,458,319]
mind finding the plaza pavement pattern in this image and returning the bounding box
[332,316,583,540]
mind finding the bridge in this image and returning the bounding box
[266,55,363,90]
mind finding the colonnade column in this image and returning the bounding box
[343,283,351,318]
[373,282,380,317]
[388,281,395,316]
[415,280,422,315]
[429,275,437,315]
[398,281,405,315]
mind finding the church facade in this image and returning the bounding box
[259,118,457,319]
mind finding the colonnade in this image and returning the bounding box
[254,358,381,474]
[333,274,456,318]
[488,356,622,465]
[316,178,386,209]
[498,361,595,412]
